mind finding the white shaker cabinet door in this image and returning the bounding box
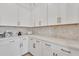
[42,41,52,56]
[52,44,71,56]
[28,38,36,55]
[66,4,79,24]
[0,37,21,56]
[29,37,42,56]
[32,6,40,27]
[0,39,11,56]
[0,4,17,26]
[48,3,67,25]
[48,3,58,25]
[32,4,47,27]
[67,47,79,56]
[34,39,42,56]
[17,6,32,27]
[21,36,29,55]
[9,37,21,56]
[48,3,79,25]
[39,4,48,26]
[57,3,67,24]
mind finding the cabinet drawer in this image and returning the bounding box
[67,47,79,56]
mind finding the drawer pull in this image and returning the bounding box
[33,43,35,48]
[23,38,26,40]
[20,43,23,48]
[30,39,33,40]
[45,43,51,46]
[36,40,40,43]
[9,40,15,42]
[61,49,71,54]
[53,53,55,56]
[53,53,58,56]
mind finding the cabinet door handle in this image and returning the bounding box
[36,40,40,43]
[22,43,23,47]
[20,44,21,48]
[20,43,23,48]
[61,49,71,54]
[55,54,58,56]
[53,53,55,56]
[9,40,15,42]
[33,43,35,48]
[30,39,33,40]
[53,53,57,56]
[45,43,51,46]
[23,38,26,40]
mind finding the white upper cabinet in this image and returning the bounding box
[32,4,48,26]
[0,4,18,26]
[48,3,79,25]
[57,3,67,24]
[0,3,34,27]
[66,3,79,24]
[48,3,67,25]
[48,3,58,25]
[17,6,31,27]
[0,3,79,27]
[32,5,40,26]
[39,4,48,26]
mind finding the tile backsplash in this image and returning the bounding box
[0,26,32,35]
[0,24,79,40]
[32,24,79,40]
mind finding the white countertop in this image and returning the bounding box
[28,35,79,50]
[0,34,79,50]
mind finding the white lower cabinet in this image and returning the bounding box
[19,36,28,55]
[0,37,20,56]
[34,39,42,56]
[29,37,42,56]
[67,47,79,56]
[9,36,29,56]
[0,36,29,56]
[16,36,28,55]
[22,37,28,54]
[42,41,53,56]
[9,37,21,56]
[28,37,72,56]
[52,45,71,56]
[42,41,79,56]
[0,39,11,56]
[0,36,79,56]
[29,37,79,56]
[28,38,36,55]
